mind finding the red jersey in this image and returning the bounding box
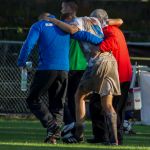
[99,25,132,83]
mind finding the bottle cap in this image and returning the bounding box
[26,61,32,70]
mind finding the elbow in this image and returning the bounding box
[118,19,123,26]
[69,28,78,34]
[68,26,78,34]
[69,29,75,34]
[120,19,123,25]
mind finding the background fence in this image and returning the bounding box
[0,40,48,114]
[0,40,150,115]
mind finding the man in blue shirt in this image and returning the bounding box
[17,13,70,144]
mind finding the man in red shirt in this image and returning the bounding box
[89,9,132,145]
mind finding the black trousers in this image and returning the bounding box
[26,70,68,128]
[64,70,85,124]
[89,82,130,142]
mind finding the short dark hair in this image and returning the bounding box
[38,12,50,20]
[60,13,74,21]
[61,0,78,12]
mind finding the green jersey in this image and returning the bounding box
[69,39,87,70]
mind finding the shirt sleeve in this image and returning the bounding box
[72,31,103,44]
[71,17,103,44]
[17,23,40,67]
[99,35,118,52]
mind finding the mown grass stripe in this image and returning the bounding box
[0,120,150,150]
[0,142,149,150]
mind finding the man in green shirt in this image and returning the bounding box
[69,39,87,70]
[63,38,87,125]
[61,10,88,143]
[58,1,88,143]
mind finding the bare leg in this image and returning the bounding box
[74,88,90,141]
[101,95,115,113]
[75,89,87,124]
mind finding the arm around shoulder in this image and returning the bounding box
[44,17,79,34]
[108,18,123,27]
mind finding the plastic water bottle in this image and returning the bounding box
[26,61,32,71]
[21,68,28,91]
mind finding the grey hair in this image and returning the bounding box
[90,9,108,27]
[90,9,108,20]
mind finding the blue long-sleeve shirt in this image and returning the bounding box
[17,20,70,71]
[72,31,103,44]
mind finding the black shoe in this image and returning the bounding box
[75,136,84,143]
[62,135,78,144]
[61,122,75,138]
[74,124,84,143]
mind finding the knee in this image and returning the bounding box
[106,104,113,111]
[101,102,114,113]
[75,90,85,104]
[101,103,109,110]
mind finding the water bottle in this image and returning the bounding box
[21,68,28,91]
[26,61,32,71]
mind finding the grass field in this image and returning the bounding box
[0,119,150,150]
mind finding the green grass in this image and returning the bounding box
[0,119,150,150]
